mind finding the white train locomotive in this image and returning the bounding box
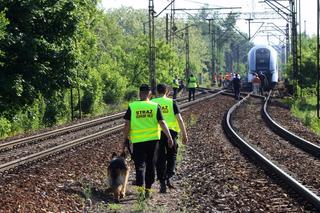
[247,45,278,90]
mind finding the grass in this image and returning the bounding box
[107,203,122,211]
[83,184,93,200]
[188,114,198,126]
[283,94,320,134]
[176,138,186,164]
[129,186,150,212]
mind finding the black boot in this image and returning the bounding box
[160,181,167,193]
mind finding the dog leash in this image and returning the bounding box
[124,138,134,159]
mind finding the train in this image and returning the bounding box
[247,45,278,90]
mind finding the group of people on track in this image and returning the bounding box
[122,73,199,199]
[120,70,268,200]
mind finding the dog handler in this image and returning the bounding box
[187,74,197,102]
[122,84,174,198]
[152,84,188,193]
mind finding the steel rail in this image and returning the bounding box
[262,91,320,158]
[223,93,320,210]
[0,90,225,173]
[0,89,210,151]
[0,125,124,173]
[0,111,125,151]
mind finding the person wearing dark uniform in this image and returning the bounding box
[258,71,266,94]
[122,84,173,198]
[152,84,188,193]
[172,76,179,99]
[218,73,223,87]
[232,73,241,100]
[187,74,197,102]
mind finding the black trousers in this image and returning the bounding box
[234,87,240,100]
[173,88,178,99]
[132,140,158,189]
[156,131,178,182]
[188,88,195,102]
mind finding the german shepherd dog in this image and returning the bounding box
[107,152,130,202]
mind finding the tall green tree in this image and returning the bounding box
[0,0,87,112]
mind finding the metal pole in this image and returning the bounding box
[237,46,240,73]
[317,0,320,118]
[286,23,290,63]
[70,88,74,121]
[185,23,190,81]
[149,0,156,94]
[298,0,302,96]
[290,0,298,95]
[172,0,175,45]
[245,18,254,40]
[207,19,214,83]
[166,14,169,43]
[214,24,216,75]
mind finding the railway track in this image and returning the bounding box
[263,92,320,157]
[223,92,320,210]
[0,89,208,152]
[0,89,212,161]
[0,89,224,173]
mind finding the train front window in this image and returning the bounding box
[255,48,270,71]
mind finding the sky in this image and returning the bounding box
[100,0,317,45]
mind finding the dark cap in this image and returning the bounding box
[157,83,167,94]
[139,84,151,92]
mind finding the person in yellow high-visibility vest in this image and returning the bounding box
[152,84,188,193]
[122,84,173,198]
[187,74,197,102]
[172,75,179,99]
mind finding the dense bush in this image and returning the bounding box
[42,91,70,126]
[81,68,104,114]
[124,86,138,101]
[101,64,127,104]
[0,3,251,138]
[0,117,11,138]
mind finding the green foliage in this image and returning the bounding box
[132,186,148,212]
[82,184,93,200]
[107,203,122,211]
[0,0,88,111]
[288,87,320,134]
[0,4,253,138]
[101,64,126,104]
[42,91,69,126]
[285,35,317,88]
[0,10,8,38]
[0,117,11,138]
[124,86,138,101]
[81,68,104,114]
[0,10,8,66]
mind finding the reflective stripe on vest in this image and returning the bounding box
[152,97,180,132]
[188,76,197,88]
[129,101,161,143]
[173,79,179,88]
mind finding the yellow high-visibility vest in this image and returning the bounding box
[173,79,179,88]
[188,76,197,88]
[129,101,161,143]
[152,97,180,133]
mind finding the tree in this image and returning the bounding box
[0,0,87,112]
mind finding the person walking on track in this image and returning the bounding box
[232,73,241,100]
[172,75,179,99]
[187,74,197,102]
[252,73,261,95]
[152,84,188,193]
[258,71,266,95]
[122,84,174,198]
